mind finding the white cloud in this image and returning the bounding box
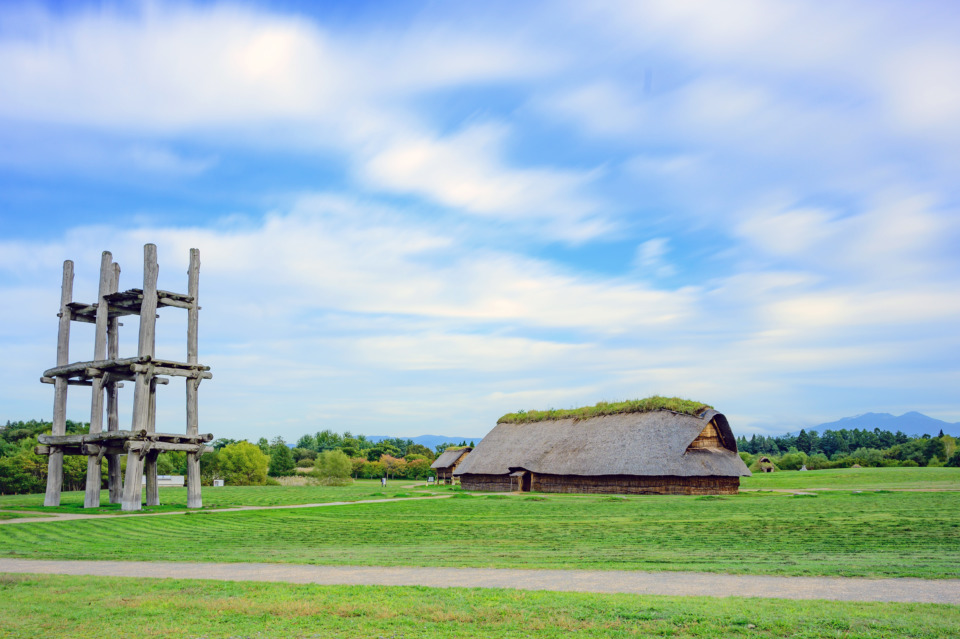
[2,1,959,436]
[126,146,217,175]
[633,237,675,278]
[359,124,608,240]
[5,190,957,438]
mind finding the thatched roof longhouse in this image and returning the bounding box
[430,447,471,470]
[455,409,750,480]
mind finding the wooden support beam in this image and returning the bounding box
[143,376,159,506]
[85,251,113,509]
[133,364,211,379]
[45,357,206,380]
[123,244,158,512]
[107,261,122,504]
[41,377,94,386]
[145,450,160,507]
[43,356,141,378]
[187,248,202,509]
[158,297,191,309]
[45,260,73,508]
[40,430,146,445]
[79,442,213,455]
[121,449,144,512]
[40,430,212,445]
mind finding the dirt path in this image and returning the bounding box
[1,558,957,604]
[0,494,452,525]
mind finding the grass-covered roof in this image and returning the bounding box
[497,396,713,424]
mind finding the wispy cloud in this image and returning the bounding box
[1,1,958,438]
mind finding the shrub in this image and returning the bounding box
[218,441,269,486]
[778,452,808,471]
[314,449,353,486]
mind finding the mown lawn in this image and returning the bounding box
[741,466,960,491]
[0,512,51,521]
[2,490,958,579]
[1,573,957,639]
[0,479,427,514]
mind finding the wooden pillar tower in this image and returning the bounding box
[37,244,213,511]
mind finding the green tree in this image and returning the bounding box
[219,441,269,485]
[406,444,434,460]
[366,444,400,461]
[200,449,221,484]
[256,437,271,456]
[211,438,237,451]
[156,451,186,475]
[268,437,296,477]
[314,449,352,485]
[295,434,317,451]
[795,429,811,454]
[292,447,317,464]
[924,437,947,464]
[315,429,343,452]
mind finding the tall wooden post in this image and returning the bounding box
[106,262,123,504]
[144,377,160,506]
[44,261,74,507]
[186,249,202,508]
[84,252,113,508]
[122,244,158,511]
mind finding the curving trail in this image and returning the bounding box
[0,558,957,604]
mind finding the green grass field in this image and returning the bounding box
[0,512,51,521]
[1,573,957,639]
[0,479,429,514]
[3,490,958,579]
[741,466,960,490]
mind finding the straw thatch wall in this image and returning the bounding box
[455,409,750,495]
[459,473,514,492]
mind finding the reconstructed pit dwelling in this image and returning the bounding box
[430,446,472,484]
[455,403,751,495]
[36,244,213,511]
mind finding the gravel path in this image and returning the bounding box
[1,558,957,604]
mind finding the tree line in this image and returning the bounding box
[0,420,474,493]
[736,427,960,470]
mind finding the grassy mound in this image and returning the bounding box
[497,396,713,424]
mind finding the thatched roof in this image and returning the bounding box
[430,447,471,470]
[498,396,711,424]
[455,410,750,478]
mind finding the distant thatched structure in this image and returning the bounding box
[755,456,776,473]
[455,408,751,495]
[430,447,472,485]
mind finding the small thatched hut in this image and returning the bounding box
[756,456,776,473]
[430,447,472,484]
[455,401,751,495]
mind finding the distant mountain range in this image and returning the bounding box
[364,413,959,448]
[809,412,959,437]
[366,434,481,450]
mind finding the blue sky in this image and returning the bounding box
[1,0,959,441]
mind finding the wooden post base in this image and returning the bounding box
[145,452,160,507]
[107,454,122,504]
[187,453,201,508]
[83,455,102,508]
[121,451,144,511]
[44,450,64,507]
